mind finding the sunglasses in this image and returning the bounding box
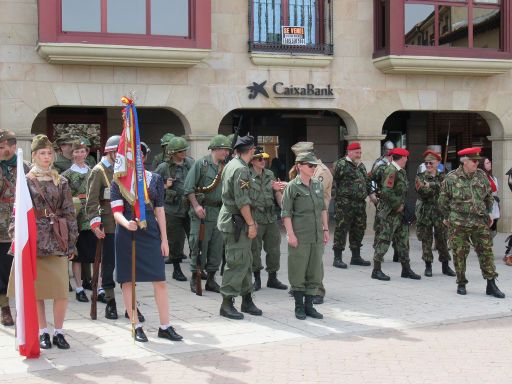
[255,157,265,162]
[425,161,434,166]
[300,163,317,169]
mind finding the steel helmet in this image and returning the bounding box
[104,135,121,153]
[166,137,189,155]
[160,133,175,147]
[208,134,231,150]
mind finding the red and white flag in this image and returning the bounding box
[12,148,39,358]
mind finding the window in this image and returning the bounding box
[249,0,333,55]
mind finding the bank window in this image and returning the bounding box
[249,0,333,55]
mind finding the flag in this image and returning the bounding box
[13,148,39,358]
[113,96,149,228]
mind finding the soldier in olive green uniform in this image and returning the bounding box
[332,142,372,268]
[439,147,504,298]
[155,137,194,282]
[152,133,175,171]
[372,148,421,281]
[218,135,262,320]
[249,147,287,291]
[282,152,329,320]
[415,150,455,277]
[185,135,231,294]
[53,134,74,173]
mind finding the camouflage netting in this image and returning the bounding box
[53,124,101,149]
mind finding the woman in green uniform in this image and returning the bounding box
[282,152,329,320]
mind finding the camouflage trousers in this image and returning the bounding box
[373,213,410,263]
[416,221,451,263]
[448,224,498,285]
[333,199,366,251]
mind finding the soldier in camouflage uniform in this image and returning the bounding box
[155,136,194,282]
[53,133,74,173]
[439,147,504,298]
[415,150,455,277]
[371,148,421,281]
[332,142,372,268]
[185,135,231,294]
[152,133,175,170]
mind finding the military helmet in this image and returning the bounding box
[166,136,189,155]
[208,134,231,150]
[160,133,175,147]
[104,135,121,153]
[383,141,395,151]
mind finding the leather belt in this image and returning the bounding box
[35,208,63,219]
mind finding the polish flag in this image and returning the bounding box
[12,148,39,358]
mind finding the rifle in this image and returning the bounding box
[195,218,205,296]
[90,236,103,320]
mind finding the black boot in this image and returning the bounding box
[105,299,118,320]
[350,248,371,266]
[333,249,347,269]
[371,261,390,281]
[267,272,288,290]
[401,262,421,280]
[424,262,432,277]
[312,295,324,305]
[241,293,263,316]
[190,273,200,294]
[486,279,505,298]
[172,262,187,282]
[205,272,220,293]
[442,261,456,277]
[253,271,261,291]
[293,291,306,320]
[457,284,467,295]
[220,296,244,320]
[392,249,399,262]
[304,295,323,319]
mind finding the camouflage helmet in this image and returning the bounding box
[166,136,189,155]
[104,135,121,153]
[160,133,175,147]
[208,134,231,150]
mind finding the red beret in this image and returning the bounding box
[389,148,409,157]
[347,142,361,151]
[422,150,441,161]
[457,147,482,158]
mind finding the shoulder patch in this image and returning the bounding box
[239,179,250,189]
[385,172,396,188]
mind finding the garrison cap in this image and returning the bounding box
[31,134,53,152]
[233,135,255,150]
[0,130,16,142]
[457,147,482,159]
[291,141,314,156]
[423,150,441,162]
[295,151,320,165]
[347,142,361,151]
[71,139,87,152]
[389,148,409,157]
[252,146,269,159]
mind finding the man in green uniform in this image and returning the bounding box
[155,137,194,282]
[415,149,455,277]
[372,148,421,281]
[332,142,372,268]
[185,135,231,293]
[249,147,287,291]
[218,135,262,320]
[152,133,175,170]
[439,147,504,297]
[53,133,74,173]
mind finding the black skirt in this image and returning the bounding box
[115,211,166,283]
[75,230,97,263]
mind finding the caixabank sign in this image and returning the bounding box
[247,81,335,100]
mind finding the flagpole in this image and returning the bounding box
[131,230,136,340]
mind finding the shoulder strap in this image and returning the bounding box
[97,164,111,188]
[30,176,58,213]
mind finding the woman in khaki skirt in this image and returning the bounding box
[9,135,78,349]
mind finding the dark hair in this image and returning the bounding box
[6,138,16,146]
[392,154,403,161]
[478,157,492,177]
[236,146,253,155]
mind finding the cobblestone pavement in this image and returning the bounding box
[1,230,511,383]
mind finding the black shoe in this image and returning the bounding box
[253,271,261,291]
[172,263,187,282]
[333,249,347,269]
[82,280,93,291]
[205,272,220,293]
[442,262,456,277]
[424,262,432,277]
[304,295,323,319]
[220,297,244,320]
[241,294,263,316]
[52,334,70,349]
[486,279,505,298]
[105,299,118,320]
[97,292,107,304]
[134,327,148,342]
[312,295,324,305]
[371,262,390,281]
[350,248,371,266]
[267,272,288,290]
[125,308,145,323]
[76,290,89,302]
[457,284,467,295]
[401,263,421,280]
[293,291,306,320]
[201,270,208,280]
[158,326,183,341]
[39,333,51,349]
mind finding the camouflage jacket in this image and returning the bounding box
[415,171,444,225]
[369,157,390,194]
[377,162,408,219]
[333,157,371,202]
[439,166,492,227]
[155,157,194,217]
[61,165,91,231]
[249,167,277,225]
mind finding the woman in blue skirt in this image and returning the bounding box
[111,143,183,343]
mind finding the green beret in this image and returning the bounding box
[31,134,53,152]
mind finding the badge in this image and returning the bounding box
[240,180,250,190]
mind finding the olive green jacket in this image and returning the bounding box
[249,167,277,224]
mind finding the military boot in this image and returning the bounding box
[486,279,505,298]
[333,248,347,269]
[293,291,306,320]
[172,262,187,282]
[1,306,14,326]
[304,295,323,319]
[442,261,456,277]
[457,284,467,295]
[105,299,118,320]
[371,261,390,281]
[253,271,261,291]
[267,272,288,290]
[205,272,220,293]
[220,296,244,320]
[350,248,371,266]
[424,262,433,277]
[401,262,421,280]
[241,293,263,316]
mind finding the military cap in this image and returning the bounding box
[423,150,441,162]
[291,141,314,156]
[347,142,361,151]
[31,134,53,152]
[457,147,482,159]
[166,136,189,155]
[55,133,74,146]
[295,152,320,165]
[233,135,255,150]
[79,136,92,147]
[389,148,409,157]
[0,130,16,142]
[252,146,269,159]
[71,139,87,152]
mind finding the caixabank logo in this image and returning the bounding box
[247,81,335,100]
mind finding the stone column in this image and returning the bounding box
[184,133,216,160]
[488,135,512,233]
